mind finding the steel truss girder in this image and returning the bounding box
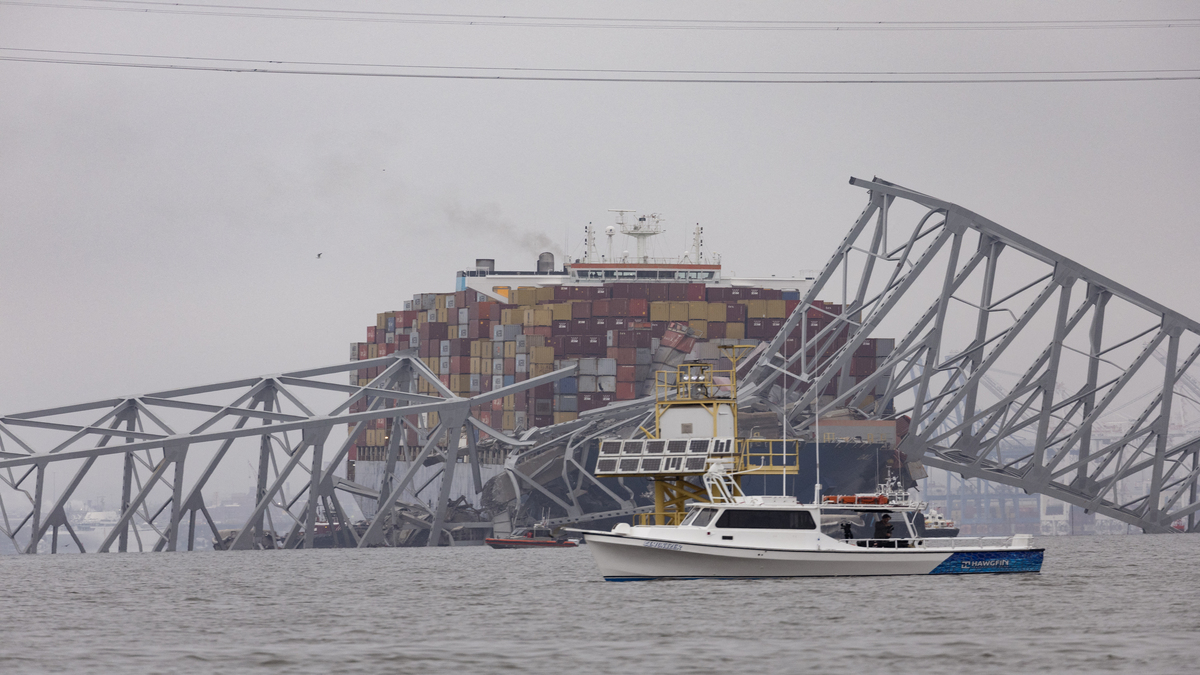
[0,351,578,553]
[742,177,1200,534]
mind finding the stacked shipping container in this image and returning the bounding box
[346,282,891,465]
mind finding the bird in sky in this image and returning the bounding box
[317,253,323,259]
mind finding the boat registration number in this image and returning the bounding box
[643,541,683,551]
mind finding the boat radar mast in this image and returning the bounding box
[610,210,664,263]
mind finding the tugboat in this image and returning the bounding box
[570,357,1043,580]
[485,522,578,549]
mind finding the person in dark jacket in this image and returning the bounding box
[873,514,894,540]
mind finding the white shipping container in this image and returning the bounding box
[439,356,450,374]
[492,360,504,375]
[350,343,359,360]
[427,309,437,323]
[515,354,528,373]
[440,340,451,356]
[597,358,618,376]
[403,300,414,311]
[470,374,482,392]
[409,333,420,348]
[578,375,597,392]
[579,358,598,376]
[457,325,468,339]
[492,375,504,390]
[597,376,617,392]
[458,308,469,324]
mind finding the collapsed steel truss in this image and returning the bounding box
[0,352,576,553]
[4,177,1196,554]
[743,177,1200,533]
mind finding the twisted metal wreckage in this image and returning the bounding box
[2,177,1197,553]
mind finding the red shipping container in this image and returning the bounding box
[572,318,592,335]
[610,316,629,329]
[726,303,747,322]
[727,287,745,300]
[616,347,637,363]
[599,392,616,404]
[572,302,592,319]
[478,410,492,426]
[534,383,555,398]
[554,286,572,301]
[592,299,610,317]
[648,284,669,302]
[706,286,727,302]
[592,317,609,332]
[527,326,553,338]
[649,321,667,338]
[504,358,515,375]
[627,298,648,317]
[552,320,572,336]
[629,283,650,300]
[617,365,636,382]
[747,318,768,339]
[615,382,637,400]
[668,283,688,301]
[366,326,376,342]
[357,344,369,360]
[608,298,630,316]
[747,288,764,299]
[609,283,628,299]
[687,283,706,301]
[384,343,397,355]
[585,335,606,355]
[785,299,800,317]
[708,322,726,339]
[565,335,584,356]
[450,356,470,374]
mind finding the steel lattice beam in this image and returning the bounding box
[0,350,577,553]
[742,177,1200,534]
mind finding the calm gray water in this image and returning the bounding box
[1,535,1196,674]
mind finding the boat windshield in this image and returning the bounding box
[716,509,816,530]
[682,507,717,527]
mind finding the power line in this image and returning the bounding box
[5,47,1199,79]
[4,0,1200,31]
[2,49,1198,83]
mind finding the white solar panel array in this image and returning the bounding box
[594,437,736,476]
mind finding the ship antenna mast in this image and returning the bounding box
[610,209,663,264]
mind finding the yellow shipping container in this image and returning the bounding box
[534,308,553,326]
[504,341,517,358]
[766,299,786,319]
[502,411,517,430]
[649,301,671,322]
[503,394,515,411]
[436,308,448,323]
[368,344,378,359]
[531,346,555,364]
[435,294,446,310]
[469,357,481,374]
[551,303,573,321]
[514,288,539,306]
[470,341,481,357]
[531,363,555,377]
[501,309,515,324]
[707,302,727,322]
[669,302,690,322]
[745,299,768,319]
[688,301,708,320]
[535,286,556,303]
[553,412,578,424]
[690,320,708,338]
[527,334,547,348]
[376,313,387,330]
[726,322,746,339]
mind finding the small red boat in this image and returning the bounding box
[486,525,578,549]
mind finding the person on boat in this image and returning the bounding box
[873,514,893,541]
[841,522,854,540]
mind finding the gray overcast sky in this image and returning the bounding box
[2,1,1198,414]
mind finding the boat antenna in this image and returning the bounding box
[814,399,822,505]
[782,337,787,498]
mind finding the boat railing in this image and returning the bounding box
[838,535,1019,549]
[636,512,687,526]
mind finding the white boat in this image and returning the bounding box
[572,357,1043,580]
[572,469,1043,581]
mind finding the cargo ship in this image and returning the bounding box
[345,216,913,533]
